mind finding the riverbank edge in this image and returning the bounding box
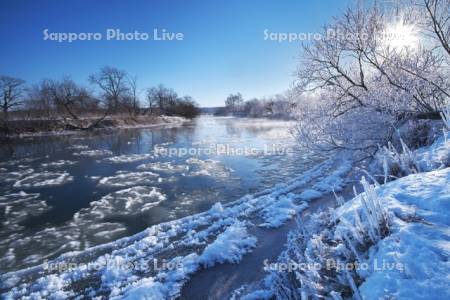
[0,115,189,139]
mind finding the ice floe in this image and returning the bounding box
[137,161,189,173]
[186,157,233,178]
[87,186,166,217]
[13,171,73,188]
[68,144,89,150]
[0,168,34,183]
[41,160,77,168]
[0,191,46,228]
[73,149,113,157]
[98,171,159,187]
[103,153,153,163]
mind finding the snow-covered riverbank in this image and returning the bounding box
[235,132,450,299]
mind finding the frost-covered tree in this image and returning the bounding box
[294,1,450,155]
[225,93,244,113]
[423,0,450,57]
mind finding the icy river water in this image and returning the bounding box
[0,116,320,273]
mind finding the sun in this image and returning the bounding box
[383,21,419,51]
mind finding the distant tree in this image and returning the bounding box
[26,78,104,129]
[174,95,200,118]
[26,80,54,119]
[225,93,244,113]
[146,84,178,115]
[49,78,93,121]
[127,75,139,115]
[0,76,26,129]
[89,66,130,114]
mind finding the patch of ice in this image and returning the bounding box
[88,186,166,217]
[0,168,34,183]
[186,157,233,179]
[74,149,113,157]
[98,171,159,187]
[41,160,77,168]
[13,172,73,188]
[103,153,153,163]
[137,161,188,173]
[68,144,89,150]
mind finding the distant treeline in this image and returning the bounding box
[0,66,200,132]
[214,92,297,119]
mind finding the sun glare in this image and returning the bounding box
[383,21,418,51]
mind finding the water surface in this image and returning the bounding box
[0,116,319,273]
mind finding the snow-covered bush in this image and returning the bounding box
[267,178,390,299]
[293,94,395,156]
[375,138,420,183]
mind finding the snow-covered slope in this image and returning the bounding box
[238,164,450,299]
[357,168,450,298]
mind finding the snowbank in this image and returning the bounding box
[358,168,450,299]
[242,167,450,299]
[200,221,257,266]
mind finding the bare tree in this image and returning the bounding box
[0,76,26,129]
[127,75,139,115]
[89,66,129,114]
[293,2,450,155]
[423,0,450,57]
[146,84,178,115]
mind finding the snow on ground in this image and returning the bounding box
[13,171,73,188]
[0,154,351,299]
[116,220,257,299]
[97,171,159,187]
[199,220,257,267]
[415,131,450,172]
[236,138,450,299]
[356,168,450,299]
[258,194,308,228]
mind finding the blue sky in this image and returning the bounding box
[0,0,353,106]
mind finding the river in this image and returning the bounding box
[0,116,320,273]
